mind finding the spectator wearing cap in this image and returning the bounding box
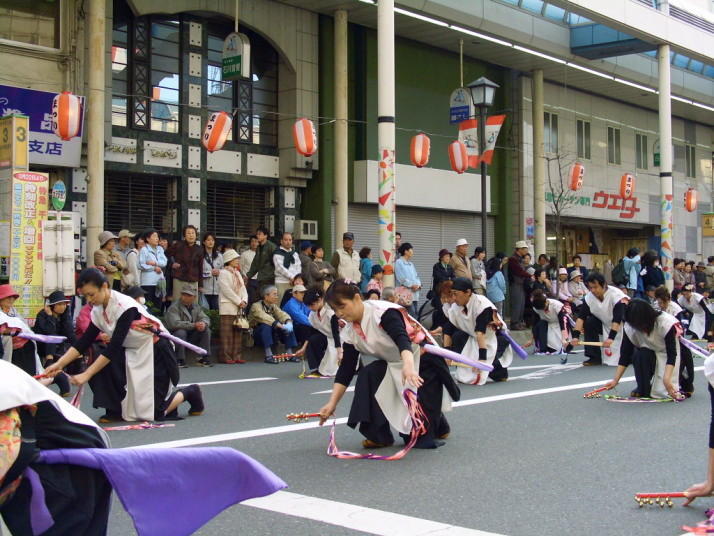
[33,290,75,396]
[644,285,658,308]
[395,242,422,316]
[306,244,336,290]
[166,225,204,302]
[358,247,373,293]
[164,288,212,368]
[218,249,248,364]
[298,241,313,283]
[273,231,302,301]
[432,249,455,295]
[331,232,361,282]
[282,284,315,345]
[93,231,126,291]
[367,264,385,295]
[248,285,298,364]
[555,267,574,303]
[696,261,708,293]
[450,239,471,280]
[567,269,587,307]
[508,240,532,330]
[116,229,135,262]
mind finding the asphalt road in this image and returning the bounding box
[74,349,712,536]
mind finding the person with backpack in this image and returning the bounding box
[611,257,628,288]
[622,248,641,298]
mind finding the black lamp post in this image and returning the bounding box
[467,76,499,251]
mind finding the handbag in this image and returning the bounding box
[395,286,414,307]
[198,292,210,310]
[233,309,249,330]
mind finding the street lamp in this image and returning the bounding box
[467,76,499,251]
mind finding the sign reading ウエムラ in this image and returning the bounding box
[0,85,84,167]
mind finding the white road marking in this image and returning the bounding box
[243,491,505,536]
[509,364,583,381]
[141,367,704,449]
[177,377,278,388]
[312,385,355,395]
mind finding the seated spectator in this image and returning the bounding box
[532,267,552,297]
[555,268,575,304]
[164,288,213,368]
[567,270,588,306]
[281,274,306,308]
[364,289,381,300]
[248,285,298,364]
[282,284,315,345]
[33,290,75,396]
[645,285,658,308]
[382,286,397,303]
[366,264,384,294]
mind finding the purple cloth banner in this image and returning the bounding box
[37,447,287,536]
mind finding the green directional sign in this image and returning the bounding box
[222,32,250,81]
[222,54,242,80]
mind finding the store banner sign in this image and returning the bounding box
[545,187,649,222]
[0,85,84,168]
[10,170,49,321]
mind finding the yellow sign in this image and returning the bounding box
[0,115,29,170]
[9,170,49,321]
[704,214,714,237]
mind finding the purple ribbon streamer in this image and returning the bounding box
[499,330,529,360]
[17,333,66,344]
[423,344,494,371]
[679,336,709,358]
[24,467,54,535]
[150,329,207,356]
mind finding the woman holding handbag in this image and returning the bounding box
[218,249,249,364]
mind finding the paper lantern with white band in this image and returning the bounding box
[448,140,468,174]
[410,133,430,168]
[293,118,317,157]
[685,188,698,212]
[202,111,232,153]
[568,162,585,191]
[51,91,82,141]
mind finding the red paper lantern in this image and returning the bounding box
[293,118,317,156]
[202,111,232,153]
[569,162,585,191]
[51,91,81,141]
[620,173,636,199]
[448,140,468,174]
[685,188,698,212]
[410,133,430,168]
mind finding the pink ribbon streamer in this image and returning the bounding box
[103,422,176,431]
[326,390,427,460]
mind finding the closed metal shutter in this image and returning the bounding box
[206,180,270,244]
[341,204,495,293]
[105,173,172,234]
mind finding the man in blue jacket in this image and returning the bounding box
[282,284,315,345]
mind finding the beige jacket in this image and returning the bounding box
[218,267,248,316]
[450,254,471,280]
[93,248,126,274]
[248,301,291,327]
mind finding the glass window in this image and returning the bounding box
[703,65,714,78]
[576,119,590,160]
[150,20,180,133]
[607,126,621,165]
[544,112,558,154]
[688,59,704,74]
[686,145,696,178]
[672,54,690,69]
[111,15,129,127]
[0,0,60,48]
[520,0,544,14]
[636,133,648,170]
[566,12,592,25]
[543,5,566,22]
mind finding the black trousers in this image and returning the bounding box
[449,329,508,380]
[294,323,317,346]
[583,315,604,363]
[347,353,459,447]
[532,320,550,353]
[306,331,328,370]
[679,343,695,394]
[87,343,126,416]
[631,347,658,397]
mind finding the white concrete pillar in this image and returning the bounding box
[532,69,546,257]
[658,43,674,290]
[377,0,396,286]
[86,0,106,260]
[334,10,349,247]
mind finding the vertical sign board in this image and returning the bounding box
[222,32,251,81]
[449,88,473,124]
[0,114,29,170]
[10,170,49,321]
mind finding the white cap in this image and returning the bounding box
[515,240,528,249]
[455,238,469,247]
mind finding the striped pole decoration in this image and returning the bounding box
[51,91,82,141]
[201,111,232,153]
[293,118,317,156]
[409,133,430,168]
[448,140,468,174]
